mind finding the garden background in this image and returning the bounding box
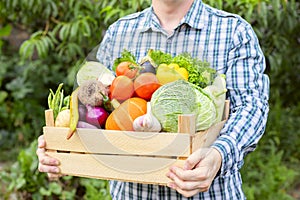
[0,0,299,199]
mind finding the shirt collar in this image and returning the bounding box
[140,7,161,32]
[140,0,205,32]
[181,0,205,30]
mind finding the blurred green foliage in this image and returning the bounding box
[0,0,299,199]
[0,140,111,199]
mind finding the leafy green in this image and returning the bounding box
[192,84,218,130]
[203,74,227,122]
[150,80,197,132]
[76,61,115,87]
[172,53,217,88]
[112,49,138,71]
[150,80,217,132]
[141,49,173,67]
[140,50,217,88]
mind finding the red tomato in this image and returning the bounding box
[134,73,161,101]
[115,61,138,79]
[109,75,134,102]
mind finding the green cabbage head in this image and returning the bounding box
[150,80,217,132]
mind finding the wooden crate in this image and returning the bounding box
[43,100,229,185]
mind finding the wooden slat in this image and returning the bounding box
[191,120,227,152]
[222,100,230,120]
[178,114,196,135]
[44,127,190,157]
[47,151,185,185]
[190,101,229,152]
[45,109,54,127]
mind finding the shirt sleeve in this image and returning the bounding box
[211,22,270,176]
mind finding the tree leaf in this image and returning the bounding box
[0,24,12,37]
[59,23,71,41]
[81,19,91,37]
[70,20,79,40]
[19,40,35,59]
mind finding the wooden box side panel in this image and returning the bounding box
[47,151,185,185]
[191,100,230,152]
[44,127,190,157]
[191,120,226,152]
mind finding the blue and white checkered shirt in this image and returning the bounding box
[96,0,269,199]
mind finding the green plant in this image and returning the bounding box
[265,96,300,161]
[0,54,72,161]
[241,141,298,200]
[0,140,112,199]
[1,0,151,61]
[80,178,111,200]
[204,0,269,21]
[0,24,12,51]
[252,0,300,107]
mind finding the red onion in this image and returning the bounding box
[85,105,109,128]
[77,121,98,129]
[78,104,87,121]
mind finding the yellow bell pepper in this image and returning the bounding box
[167,63,189,80]
[156,63,189,85]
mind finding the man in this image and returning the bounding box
[37,0,269,199]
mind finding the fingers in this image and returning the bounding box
[37,153,62,180]
[47,173,62,181]
[167,166,212,197]
[37,135,46,148]
[167,166,208,182]
[36,149,60,173]
[183,148,210,170]
[38,162,60,173]
[168,182,206,198]
[168,174,211,191]
[36,141,60,166]
[166,148,222,197]
[37,153,60,167]
[167,173,211,198]
[36,134,62,180]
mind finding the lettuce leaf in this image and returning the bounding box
[203,74,227,122]
[112,49,138,71]
[141,50,218,88]
[140,49,172,67]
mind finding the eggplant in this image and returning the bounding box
[140,61,156,74]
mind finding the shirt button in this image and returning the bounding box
[166,39,172,43]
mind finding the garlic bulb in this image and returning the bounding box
[133,102,161,132]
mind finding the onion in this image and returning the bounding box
[78,104,87,121]
[77,121,98,129]
[85,105,109,128]
[55,109,70,127]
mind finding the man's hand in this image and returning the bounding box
[36,135,62,180]
[166,148,222,197]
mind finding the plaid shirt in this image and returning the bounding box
[96,0,269,199]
